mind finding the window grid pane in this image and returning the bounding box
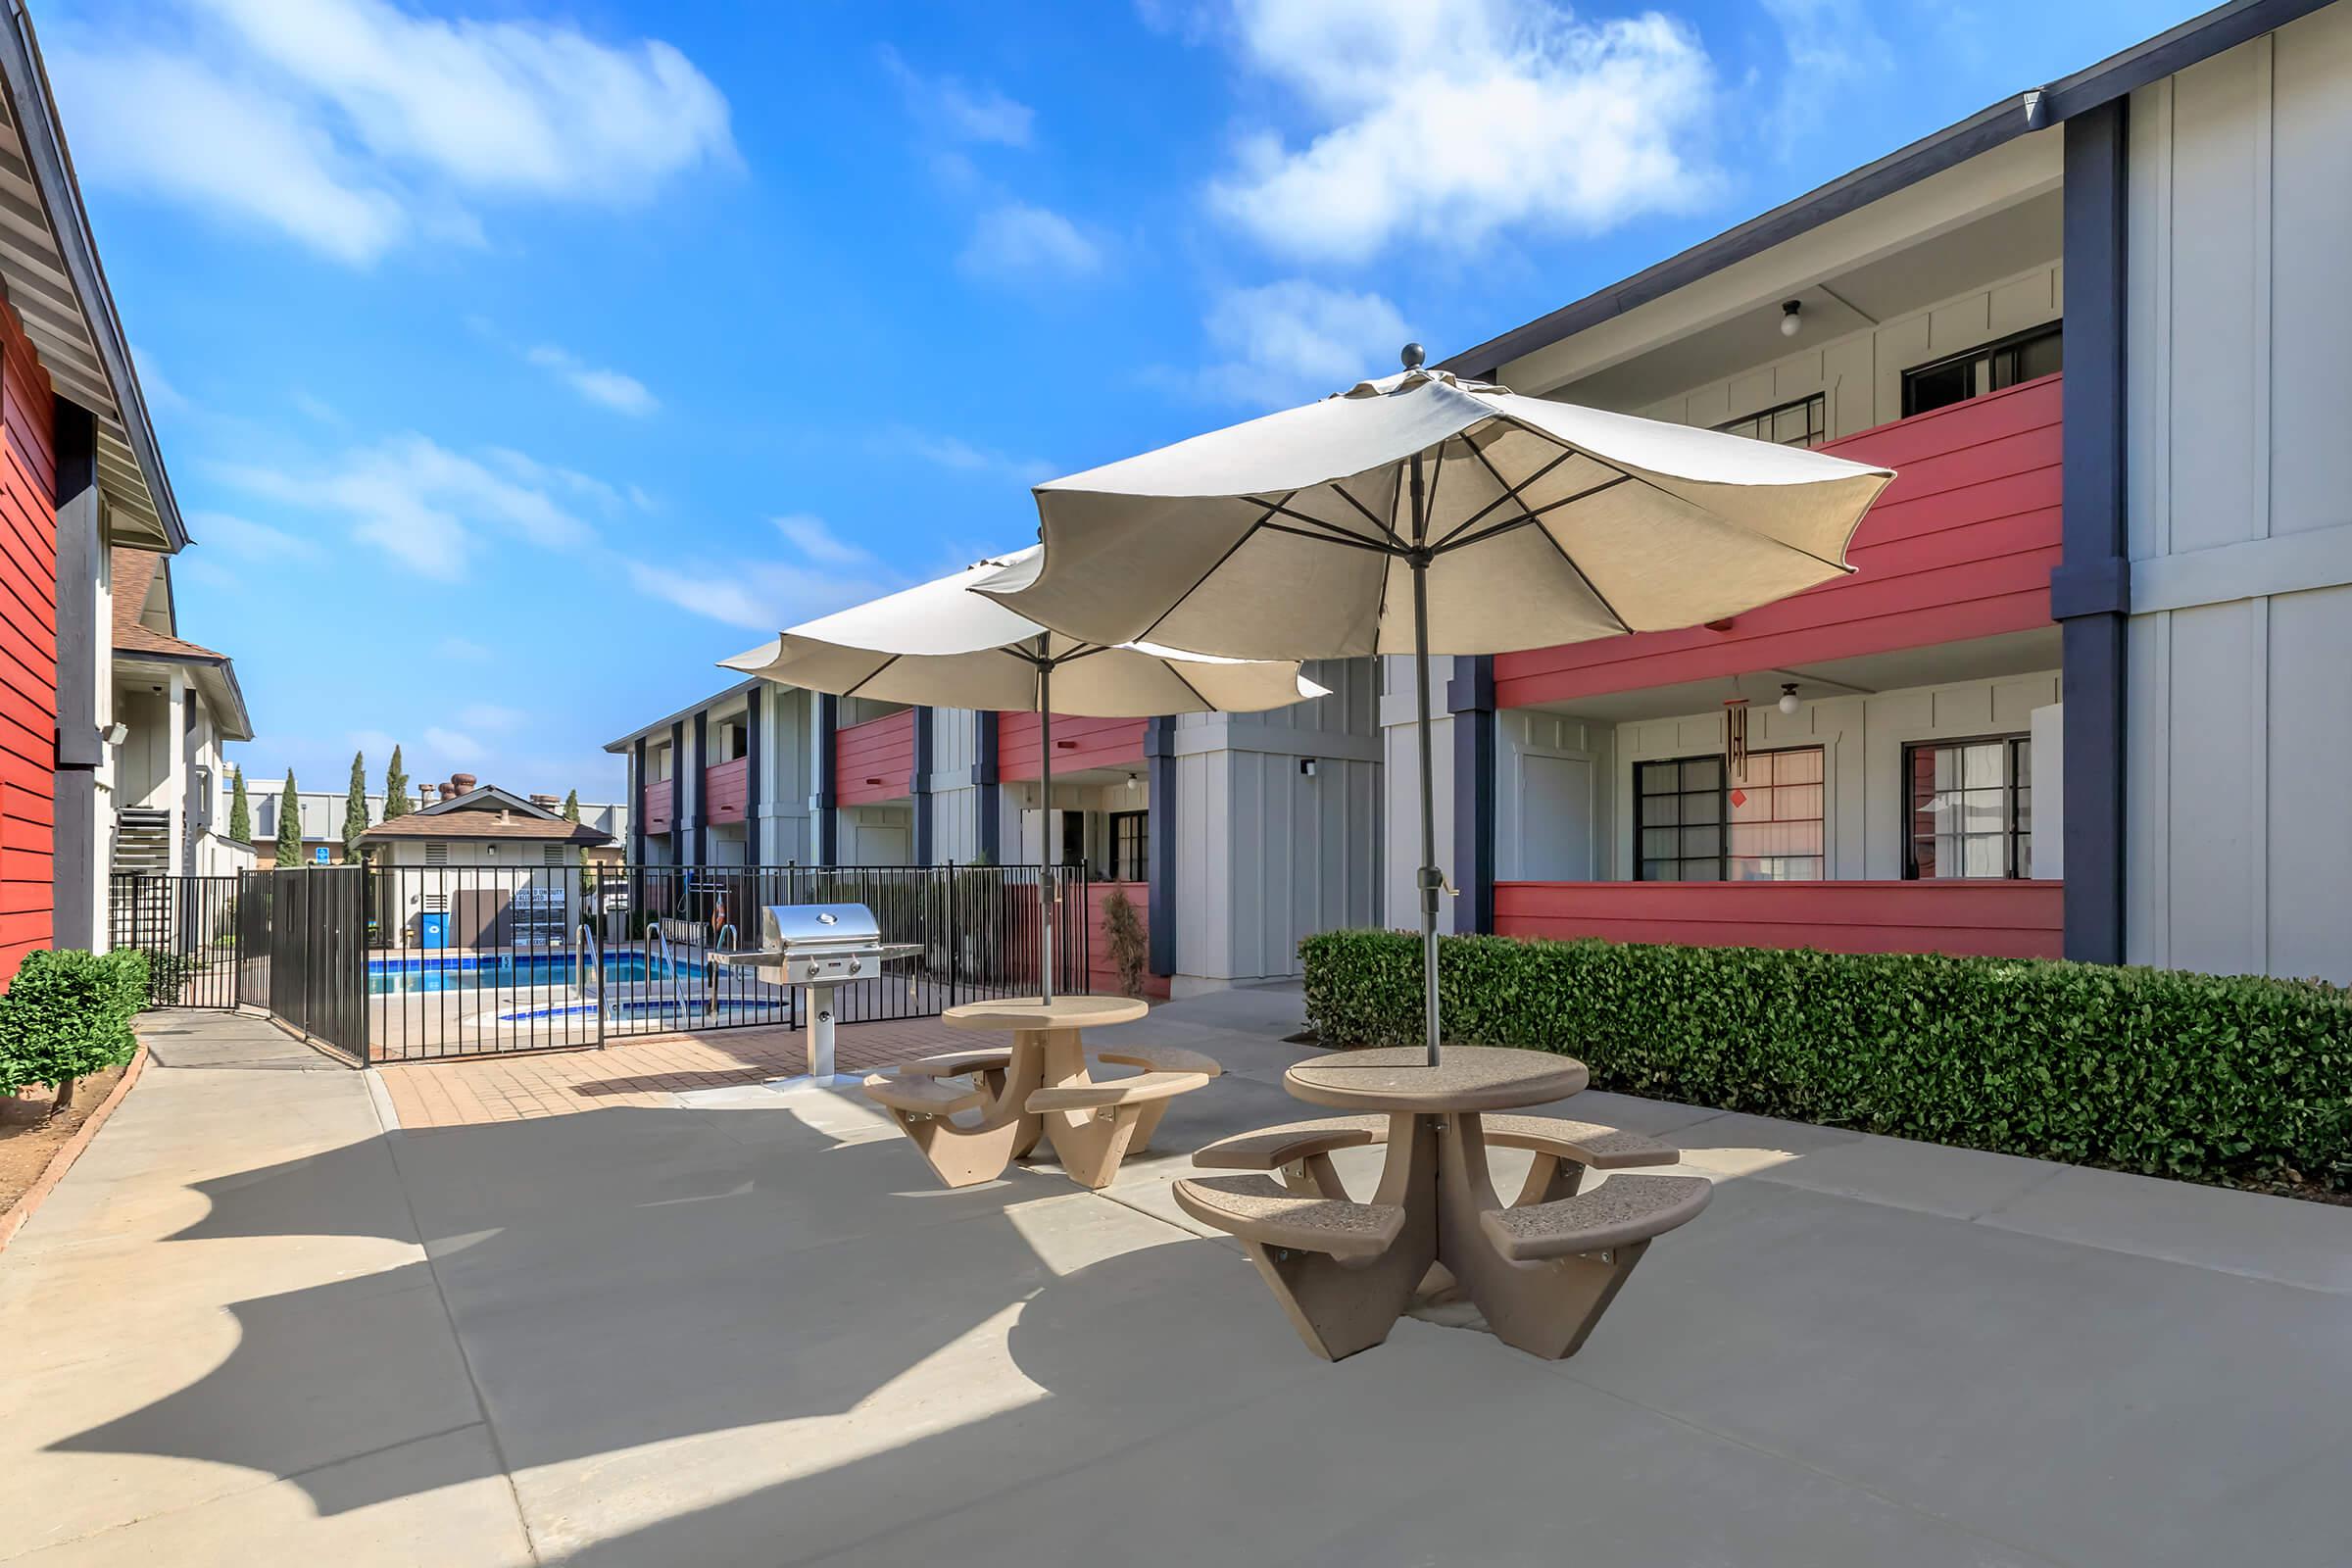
[1635,754,1725,881]
[1905,736,2032,880]
[1726,747,1825,881]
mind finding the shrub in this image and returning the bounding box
[0,949,152,1112]
[1300,930,2352,1191]
[1100,886,1148,998]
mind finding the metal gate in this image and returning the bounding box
[108,873,241,1008]
[237,867,369,1060]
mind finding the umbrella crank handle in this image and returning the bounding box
[1415,865,1459,913]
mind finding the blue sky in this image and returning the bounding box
[46,0,2195,804]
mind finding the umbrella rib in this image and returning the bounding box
[1159,660,1215,712]
[838,653,902,701]
[1135,498,1285,646]
[1246,495,1398,552]
[1325,482,1410,551]
[1429,447,1576,551]
[1433,474,1632,555]
[1261,519,1393,554]
[1453,441,1639,633]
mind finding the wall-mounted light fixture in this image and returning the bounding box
[104,720,128,747]
[1780,299,1803,338]
[1778,683,1801,716]
[1298,758,1318,778]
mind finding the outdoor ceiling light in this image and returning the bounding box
[1780,300,1803,338]
[1778,682,1802,715]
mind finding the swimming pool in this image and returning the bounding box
[366,951,703,996]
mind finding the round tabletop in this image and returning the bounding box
[942,995,1150,1032]
[1284,1046,1589,1112]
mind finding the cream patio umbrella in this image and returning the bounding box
[719,545,1327,1001]
[982,348,1897,1064]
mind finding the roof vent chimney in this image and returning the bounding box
[450,773,476,794]
[438,781,457,801]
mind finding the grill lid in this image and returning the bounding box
[761,903,883,949]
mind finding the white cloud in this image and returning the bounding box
[437,635,492,662]
[774,514,875,568]
[457,703,527,734]
[1759,0,1892,152]
[526,344,659,416]
[1205,0,1717,262]
[626,556,903,633]
[188,509,321,561]
[958,202,1103,282]
[888,427,1055,484]
[1184,280,1411,406]
[882,48,1035,146]
[292,389,347,428]
[423,725,482,759]
[130,345,189,414]
[216,434,595,577]
[49,0,734,264]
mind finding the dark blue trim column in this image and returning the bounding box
[688,710,710,868]
[743,688,763,864]
[2054,98,2130,965]
[666,719,685,863]
[910,706,935,864]
[814,694,839,865]
[1447,656,1495,935]
[974,711,1002,863]
[629,737,647,863]
[1144,715,1177,978]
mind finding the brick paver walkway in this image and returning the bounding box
[375,1016,963,1128]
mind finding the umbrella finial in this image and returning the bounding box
[1400,342,1426,371]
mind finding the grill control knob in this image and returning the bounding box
[847,957,862,975]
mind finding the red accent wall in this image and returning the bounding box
[1494,374,2063,710]
[703,756,748,826]
[834,708,915,806]
[641,777,673,838]
[1085,880,1169,1000]
[999,712,1146,780]
[1494,880,2064,959]
[0,308,56,988]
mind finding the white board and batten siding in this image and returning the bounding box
[1174,659,1382,988]
[2126,6,2352,983]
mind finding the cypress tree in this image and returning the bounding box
[226,765,252,845]
[343,751,369,863]
[382,746,411,819]
[562,789,580,823]
[274,773,303,866]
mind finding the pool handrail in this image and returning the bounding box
[577,921,607,1049]
[649,921,681,1032]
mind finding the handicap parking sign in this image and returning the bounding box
[313,845,330,864]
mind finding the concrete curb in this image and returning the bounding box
[0,1042,147,1255]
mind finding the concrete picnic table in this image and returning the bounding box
[861,996,1219,1190]
[1179,1046,1712,1359]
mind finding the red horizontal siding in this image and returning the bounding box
[641,777,674,838]
[834,708,915,806]
[1085,880,1169,999]
[999,712,1146,779]
[0,309,54,989]
[1495,374,2063,710]
[1494,879,2064,960]
[703,756,748,825]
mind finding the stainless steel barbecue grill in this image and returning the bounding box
[708,903,920,1084]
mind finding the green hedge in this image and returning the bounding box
[0,949,151,1109]
[1300,930,2352,1191]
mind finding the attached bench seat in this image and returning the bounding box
[1193,1116,1389,1170]
[1480,1116,1678,1169]
[1025,1071,1208,1113]
[897,1047,1013,1080]
[1479,1173,1712,1262]
[1095,1043,1224,1079]
[1174,1174,1405,1261]
[861,1071,987,1118]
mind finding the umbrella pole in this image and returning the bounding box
[1039,646,1055,1004]
[1410,463,1443,1068]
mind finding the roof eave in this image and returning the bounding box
[602,676,764,752]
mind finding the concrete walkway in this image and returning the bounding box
[3,997,2349,1566]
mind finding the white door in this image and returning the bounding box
[1519,754,1593,880]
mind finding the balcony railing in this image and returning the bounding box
[704,756,749,825]
[641,777,674,837]
[1494,878,2063,960]
[1495,373,2064,710]
[833,709,915,806]
[997,713,1146,780]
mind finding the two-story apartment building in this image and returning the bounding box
[109,548,251,882]
[1395,0,2352,984]
[605,664,1383,995]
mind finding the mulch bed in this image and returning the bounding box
[1,1060,133,1219]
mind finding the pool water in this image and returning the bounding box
[367,952,701,996]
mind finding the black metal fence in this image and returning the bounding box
[109,873,241,1008]
[237,866,369,1060]
[222,860,1087,1064]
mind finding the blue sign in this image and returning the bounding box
[313,845,330,864]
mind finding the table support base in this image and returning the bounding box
[1248,1113,1439,1362]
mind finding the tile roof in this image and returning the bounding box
[362,808,612,845]
[111,548,226,662]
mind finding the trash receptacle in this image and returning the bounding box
[420,912,448,950]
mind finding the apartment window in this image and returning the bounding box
[1638,748,1825,881]
[1901,324,2063,417]
[1109,810,1148,883]
[1907,737,2032,879]
[1727,748,1825,881]
[1714,393,1826,449]
[1635,756,1725,880]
